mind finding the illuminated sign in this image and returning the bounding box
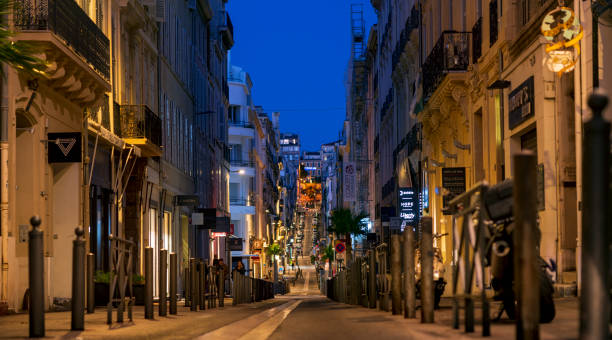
[398,187,418,226]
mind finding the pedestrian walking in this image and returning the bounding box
[234,261,246,275]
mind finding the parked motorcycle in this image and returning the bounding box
[415,233,448,309]
[482,179,556,323]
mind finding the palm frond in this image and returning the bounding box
[0,0,46,76]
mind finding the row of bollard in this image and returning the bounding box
[324,94,610,340]
[326,218,433,323]
[232,272,275,305]
[184,258,223,311]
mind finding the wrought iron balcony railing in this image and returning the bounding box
[230,159,255,168]
[229,120,254,128]
[14,0,110,80]
[120,105,162,148]
[422,31,471,105]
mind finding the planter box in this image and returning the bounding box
[95,282,143,306]
[133,284,145,305]
[95,282,109,306]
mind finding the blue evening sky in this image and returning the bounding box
[227,1,377,152]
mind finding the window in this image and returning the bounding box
[519,0,544,26]
[490,0,498,46]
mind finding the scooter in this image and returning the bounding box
[482,179,556,323]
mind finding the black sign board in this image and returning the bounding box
[442,167,466,214]
[48,132,81,163]
[398,187,418,226]
[192,208,217,229]
[175,195,199,206]
[508,76,535,129]
[228,238,243,251]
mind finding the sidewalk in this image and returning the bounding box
[0,299,285,340]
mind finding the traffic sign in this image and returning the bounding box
[335,242,346,253]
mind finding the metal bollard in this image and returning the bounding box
[513,153,540,340]
[391,234,402,315]
[199,262,206,310]
[233,271,238,305]
[169,253,177,315]
[185,266,190,307]
[144,247,153,319]
[368,250,376,308]
[159,249,167,316]
[87,253,95,314]
[28,216,45,338]
[190,259,198,311]
[71,228,85,330]
[420,217,434,323]
[403,228,416,318]
[580,93,610,340]
[219,268,225,307]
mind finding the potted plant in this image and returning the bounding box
[132,274,145,305]
[94,270,110,306]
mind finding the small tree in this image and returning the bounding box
[320,244,335,278]
[266,243,283,283]
[328,208,368,265]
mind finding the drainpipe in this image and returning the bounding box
[1,64,8,304]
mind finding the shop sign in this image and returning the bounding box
[508,76,535,129]
[442,167,466,214]
[252,239,263,251]
[228,238,243,251]
[175,195,199,206]
[398,187,418,226]
[343,161,356,202]
[48,132,81,163]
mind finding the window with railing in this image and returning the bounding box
[422,31,470,104]
[14,0,110,79]
[120,105,162,147]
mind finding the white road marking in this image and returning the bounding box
[237,300,302,340]
[195,301,296,340]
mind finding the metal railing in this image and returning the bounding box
[230,159,255,167]
[120,105,162,147]
[230,196,253,206]
[14,0,110,79]
[422,31,470,104]
[229,120,254,128]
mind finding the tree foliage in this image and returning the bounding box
[0,0,46,76]
[328,208,368,237]
[266,243,283,256]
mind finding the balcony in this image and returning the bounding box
[230,159,255,168]
[422,31,470,105]
[229,120,254,128]
[120,105,162,157]
[15,0,110,80]
[220,12,234,49]
[230,193,256,215]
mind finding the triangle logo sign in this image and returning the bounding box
[56,138,76,157]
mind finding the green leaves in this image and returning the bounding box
[0,0,46,76]
[266,243,283,256]
[321,244,335,262]
[328,208,369,237]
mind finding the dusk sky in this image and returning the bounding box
[227,1,377,152]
